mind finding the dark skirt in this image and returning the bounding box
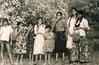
[54,31,66,53]
[26,31,35,52]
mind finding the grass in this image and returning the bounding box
[0,50,99,65]
[0,39,99,65]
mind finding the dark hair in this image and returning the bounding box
[75,10,84,27]
[17,22,24,26]
[56,12,62,16]
[45,25,51,30]
[3,18,8,22]
[37,17,43,24]
[71,7,78,12]
[37,17,43,21]
[77,10,84,17]
[69,7,78,17]
[2,18,9,25]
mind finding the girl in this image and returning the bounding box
[0,18,13,65]
[33,17,46,65]
[26,23,35,64]
[52,12,67,63]
[14,22,27,65]
[43,25,55,65]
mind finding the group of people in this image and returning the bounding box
[0,7,92,65]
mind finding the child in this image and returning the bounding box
[43,25,55,65]
[14,22,27,65]
[33,17,46,65]
[26,23,35,64]
[0,18,13,65]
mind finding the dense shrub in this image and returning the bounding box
[0,0,99,39]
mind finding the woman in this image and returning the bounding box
[67,8,91,64]
[66,7,79,64]
[33,17,46,64]
[0,18,13,65]
[77,10,91,63]
[53,12,67,63]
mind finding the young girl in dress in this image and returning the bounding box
[43,25,55,65]
[33,17,46,65]
[14,22,27,65]
[0,18,13,65]
[26,23,35,64]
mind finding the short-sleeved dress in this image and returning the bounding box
[43,32,55,53]
[14,27,27,54]
[33,24,45,55]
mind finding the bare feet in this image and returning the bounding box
[1,62,4,65]
[15,62,19,65]
[55,61,58,64]
[43,62,47,65]
[48,62,50,65]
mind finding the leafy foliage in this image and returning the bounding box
[0,0,99,39]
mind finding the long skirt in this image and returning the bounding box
[79,38,92,62]
[70,38,92,62]
[54,31,66,53]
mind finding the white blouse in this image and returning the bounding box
[66,17,90,49]
[79,18,90,36]
[0,25,13,41]
[67,17,90,36]
[67,17,77,36]
[34,24,45,35]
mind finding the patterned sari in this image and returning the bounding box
[70,37,92,63]
[79,38,92,62]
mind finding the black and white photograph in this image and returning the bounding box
[0,0,99,65]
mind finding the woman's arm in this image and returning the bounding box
[34,25,37,35]
[0,27,3,36]
[10,33,12,46]
[9,26,13,46]
[83,19,90,31]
